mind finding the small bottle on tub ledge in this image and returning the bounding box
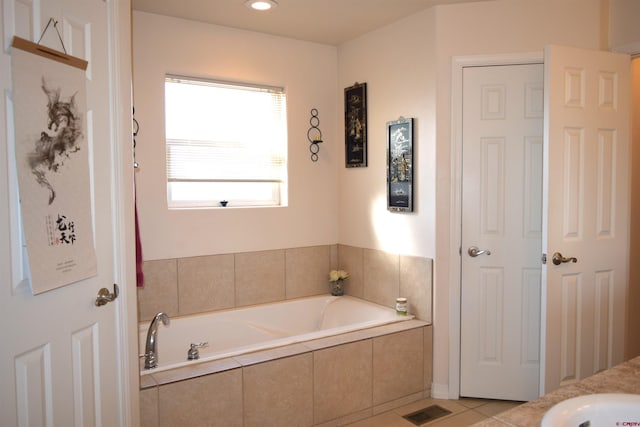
[395,297,408,315]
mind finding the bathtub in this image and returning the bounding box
[139,295,413,374]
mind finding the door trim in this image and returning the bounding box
[449,52,543,400]
[107,0,137,424]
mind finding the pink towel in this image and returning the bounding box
[135,181,144,287]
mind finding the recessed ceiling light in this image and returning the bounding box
[244,0,278,11]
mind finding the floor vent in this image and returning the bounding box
[402,404,452,425]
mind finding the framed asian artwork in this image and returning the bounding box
[344,82,367,167]
[387,117,414,212]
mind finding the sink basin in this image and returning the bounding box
[541,393,640,426]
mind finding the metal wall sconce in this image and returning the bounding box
[133,107,140,169]
[307,108,323,162]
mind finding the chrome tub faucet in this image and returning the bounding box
[144,312,170,369]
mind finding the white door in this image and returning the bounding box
[541,45,630,394]
[0,1,130,425]
[460,64,544,401]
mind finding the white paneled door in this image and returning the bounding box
[0,0,129,425]
[541,45,630,394]
[461,64,544,401]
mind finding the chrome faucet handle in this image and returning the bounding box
[187,342,208,360]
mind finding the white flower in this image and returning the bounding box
[328,270,349,282]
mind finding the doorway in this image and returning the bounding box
[448,53,544,401]
[459,63,543,401]
[451,47,631,400]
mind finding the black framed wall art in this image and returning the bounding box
[344,82,367,167]
[386,117,413,212]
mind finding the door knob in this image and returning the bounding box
[468,246,491,257]
[551,252,577,266]
[95,283,119,306]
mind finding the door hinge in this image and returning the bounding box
[542,253,547,264]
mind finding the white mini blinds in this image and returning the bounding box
[165,76,288,208]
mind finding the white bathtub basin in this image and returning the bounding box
[139,295,413,374]
[540,393,640,426]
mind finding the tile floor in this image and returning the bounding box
[346,397,523,427]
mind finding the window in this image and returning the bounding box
[165,76,287,208]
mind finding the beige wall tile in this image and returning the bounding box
[138,246,432,324]
[399,255,433,322]
[158,369,243,427]
[138,259,179,321]
[139,387,159,427]
[364,249,399,308]
[424,325,433,394]
[285,245,331,299]
[177,254,235,315]
[337,244,364,298]
[373,328,424,405]
[140,375,158,390]
[234,343,310,367]
[150,359,241,387]
[235,249,285,306]
[243,354,313,426]
[314,339,373,424]
[330,244,338,271]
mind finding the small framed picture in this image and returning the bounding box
[344,82,367,167]
[387,117,414,212]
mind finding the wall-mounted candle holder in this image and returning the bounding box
[307,108,323,162]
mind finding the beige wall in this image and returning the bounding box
[628,58,640,360]
[432,0,605,397]
[612,0,640,365]
[133,11,339,260]
[336,0,606,397]
[610,0,640,51]
[337,8,437,258]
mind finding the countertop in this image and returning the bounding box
[471,356,640,426]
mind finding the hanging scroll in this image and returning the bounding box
[10,35,97,294]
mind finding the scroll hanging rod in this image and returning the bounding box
[37,18,67,54]
[11,17,87,70]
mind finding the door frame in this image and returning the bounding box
[106,0,138,423]
[449,52,543,400]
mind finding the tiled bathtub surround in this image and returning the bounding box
[338,245,433,323]
[140,322,433,427]
[137,244,433,322]
[139,245,433,426]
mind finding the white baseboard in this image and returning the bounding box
[431,383,450,399]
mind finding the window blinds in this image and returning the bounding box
[165,76,287,186]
